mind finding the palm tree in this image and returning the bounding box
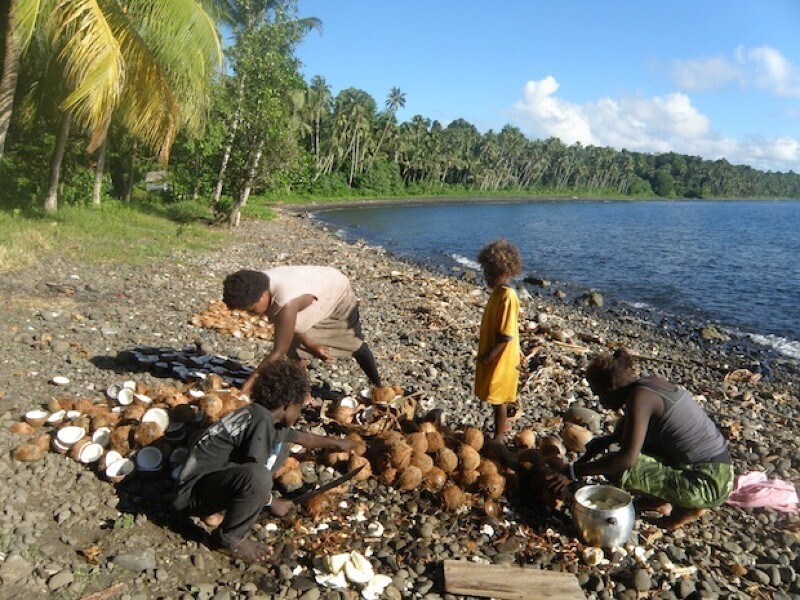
[369,86,405,167]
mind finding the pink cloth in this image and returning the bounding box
[726,471,800,513]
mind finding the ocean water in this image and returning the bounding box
[313,199,800,359]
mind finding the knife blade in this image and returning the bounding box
[292,464,365,504]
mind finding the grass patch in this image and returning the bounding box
[0,200,226,273]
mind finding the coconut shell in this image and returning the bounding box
[378,466,398,487]
[424,467,447,492]
[515,429,537,449]
[477,458,500,477]
[463,427,484,451]
[68,436,92,461]
[457,445,481,472]
[538,434,566,457]
[135,422,164,447]
[278,468,304,491]
[441,483,466,511]
[435,447,458,474]
[406,432,428,455]
[561,422,593,453]
[10,422,34,435]
[372,386,397,404]
[457,469,480,489]
[331,405,357,425]
[275,456,300,478]
[348,455,372,481]
[480,473,506,499]
[425,431,445,453]
[306,493,332,521]
[396,465,423,491]
[14,443,46,462]
[389,443,413,471]
[110,425,134,455]
[410,451,434,475]
[483,499,500,518]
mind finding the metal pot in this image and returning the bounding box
[572,484,635,547]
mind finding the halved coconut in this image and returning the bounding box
[51,437,71,454]
[343,551,374,584]
[56,425,86,447]
[78,442,104,464]
[122,380,136,390]
[92,427,112,448]
[66,409,82,421]
[51,375,70,386]
[135,446,163,472]
[117,388,134,406]
[142,408,169,431]
[106,384,121,400]
[134,394,153,406]
[25,409,49,427]
[46,409,66,426]
[102,450,123,471]
[188,389,205,399]
[105,457,135,482]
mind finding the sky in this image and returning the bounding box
[294,0,800,173]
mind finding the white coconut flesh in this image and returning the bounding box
[47,410,66,424]
[25,410,49,424]
[117,388,134,406]
[79,443,104,463]
[57,426,86,446]
[92,428,112,447]
[106,458,134,478]
[142,408,169,430]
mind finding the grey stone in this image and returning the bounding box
[113,550,156,572]
[632,568,651,592]
[47,570,74,591]
[0,555,33,584]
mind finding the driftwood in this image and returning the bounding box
[443,560,584,599]
[80,583,125,600]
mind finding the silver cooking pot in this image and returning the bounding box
[572,484,635,547]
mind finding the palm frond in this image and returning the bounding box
[13,0,52,51]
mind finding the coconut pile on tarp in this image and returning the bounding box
[189,299,273,339]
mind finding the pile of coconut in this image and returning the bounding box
[10,374,249,483]
[189,299,274,340]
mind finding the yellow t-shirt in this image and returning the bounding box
[475,285,520,405]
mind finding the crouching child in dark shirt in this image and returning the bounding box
[173,360,356,562]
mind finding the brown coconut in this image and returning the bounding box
[515,429,537,449]
[480,473,506,499]
[483,499,501,518]
[389,443,413,471]
[110,425,134,455]
[562,422,593,453]
[348,455,372,481]
[419,422,438,434]
[435,447,458,474]
[47,398,63,412]
[123,404,146,422]
[378,466,398,487]
[396,465,423,491]
[425,430,445,453]
[91,412,120,432]
[10,422,34,435]
[69,437,92,461]
[463,427,484,451]
[406,432,428,455]
[275,456,300,478]
[324,450,351,468]
[538,434,566,458]
[372,386,397,404]
[33,433,52,452]
[306,493,332,521]
[378,430,406,449]
[199,394,224,421]
[57,397,75,410]
[457,469,480,489]
[424,467,447,492]
[13,443,46,462]
[135,422,164,447]
[278,468,304,490]
[330,405,357,425]
[345,432,367,456]
[477,458,500,477]
[457,445,481,472]
[410,451,434,475]
[441,483,466,511]
[74,399,96,414]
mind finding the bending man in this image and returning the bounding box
[223,266,381,395]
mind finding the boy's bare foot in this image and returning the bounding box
[662,508,707,530]
[215,539,273,563]
[635,498,672,516]
[202,513,224,528]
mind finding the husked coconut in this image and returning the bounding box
[348,455,372,481]
[483,499,501,518]
[13,443,46,462]
[345,432,367,456]
[325,450,350,468]
[480,473,506,499]
[435,447,458,474]
[410,451,434,475]
[10,422,34,435]
[275,456,300,478]
[135,422,164,447]
[406,432,428,454]
[330,405,357,425]
[306,492,332,520]
[477,458,499,477]
[457,470,480,489]
[199,394,223,421]
[278,468,303,490]
[425,431,445,453]
[389,443,413,471]
[538,435,566,457]
[396,465,423,491]
[110,425,134,455]
[123,404,146,422]
[424,467,447,492]
[561,422,593,453]
[457,445,481,472]
[378,466,398,487]
[515,429,537,449]
[463,427,484,451]
[441,483,466,511]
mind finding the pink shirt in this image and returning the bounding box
[264,266,351,333]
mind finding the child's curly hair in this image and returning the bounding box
[252,360,310,410]
[585,347,636,393]
[477,239,522,281]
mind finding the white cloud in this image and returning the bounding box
[508,76,800,172]
[670,45,800,98]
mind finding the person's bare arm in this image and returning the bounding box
[296,331,334,362]
[478,339,510,364]
[294,432,357,452]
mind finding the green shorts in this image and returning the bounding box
[620,453,734,509]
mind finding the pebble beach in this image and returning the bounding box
[1,209,799,600]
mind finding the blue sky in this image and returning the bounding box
[295,0,800,173]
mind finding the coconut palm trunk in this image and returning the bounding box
[91,138,108,205]
[124,141,138,203]
[43,111,71,213]
[0,0,21,162]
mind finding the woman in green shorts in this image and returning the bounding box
[552,348,734,529]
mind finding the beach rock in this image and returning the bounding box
[0,555,33,584]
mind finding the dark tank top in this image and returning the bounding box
[634,377,729,466]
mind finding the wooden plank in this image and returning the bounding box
[444,560,585,600]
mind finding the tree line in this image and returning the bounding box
[3,0,800,224]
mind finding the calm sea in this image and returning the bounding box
[313,199,800,359]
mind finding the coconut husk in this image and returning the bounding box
[562,422,593,453]
[441,483,466,511]
[378,466,398,487]
[372,386,398,405]
[435,447,458,474]
[278,468,304,491]
[378,430,406,449]
[74,399,96,414]
[456,469,480,489]
[331,405,357,426]
[457,445,481,472]
[419,422,438,434]
[424,467,447,492]
[110,425,134,455]
[483,499,500,518]
[91,412,120,432]
[14,443,46,462]
[324,450,351,468]
[47,398,63,412]
[123,404,146,422]
[389,443,413,471]
[538,434,566,457]
[10,422,34,435]
[57,397,75,411]
[477,458,500,477]
[135,422,164,447]
[406,432,428,454]
[396,465,423,491]
[275,457,300,479]
[199,394,224,421]
[410,451,434,475]
[306,492,332,521]
[463,427,484,451]
[425,431,445,453]
[348,455,372,481]
[479,473,506,499]
[515,429,537,449]
[33,433,52,452]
